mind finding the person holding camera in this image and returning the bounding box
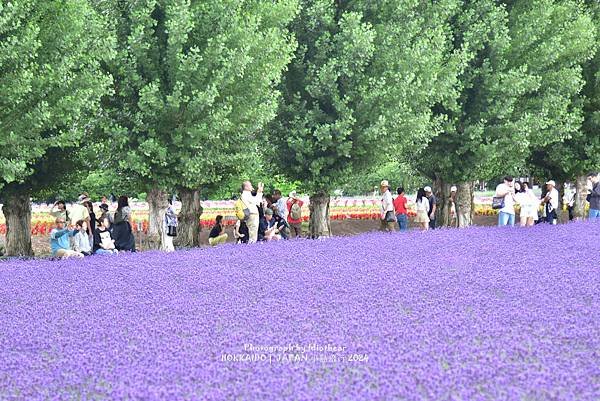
[495,176,516,227]
[241,181,264,243]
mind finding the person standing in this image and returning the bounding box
[83,200,96,245]
[542,180,559,225]
[448,185,458,227]
[50,201,70,224]
[272,190,288,221]
[424,186,437,229]
[587,172,600,219]
[98,203,111,223]
[380,180,395,232]
[414,188,430,230]
[241,181,264,243]
[70,195,92,236]
[233,219,249,244]
[113,195,136,251]
[164,198,178,252]
[49,218,83,259]
[495,176,516,227]
[516,181,538,227]
[286,191,304,238]
[563,183,575,221]
[393,187,409,231]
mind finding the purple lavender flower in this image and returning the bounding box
[1,221,599,400]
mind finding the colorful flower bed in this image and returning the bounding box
[1,221,599,400]
[0,196,498,236]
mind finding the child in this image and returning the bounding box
[93,217,118,255]
[73,220,93,256]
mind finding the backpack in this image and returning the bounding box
[290,202,302,220]
[235,199,250,221]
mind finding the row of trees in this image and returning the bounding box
[1,0,599,256]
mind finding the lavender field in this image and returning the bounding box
[1,222,600,400]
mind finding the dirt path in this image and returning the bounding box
[2,215,507,256]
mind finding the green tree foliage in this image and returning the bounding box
[339,161,425,197]
[529,1,600,180]
[0,0,113,189]
[418,0,596,225]
[268,0,459,236]
[0,0,114,255]
[95,0,298,248]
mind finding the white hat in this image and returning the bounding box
[78,194,89,203]
[546,180,556,187]
[380,180,389,187]
[450,185,457,192]
[288,190,298,199]
[424,186,432,193]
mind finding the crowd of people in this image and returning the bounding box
[493,172,600,227]
[46,173,599,258]
[208,181,304,245]
[49,194,136,258]
[378,172,600,232]
[379,181,442,232]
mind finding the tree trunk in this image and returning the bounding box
[2,191,34,256]
[146,187,168,251]
[175,188,203,248]
[556,180,565,222]
[574,175,588,219]
[456,181,474,228]
[309,191,331,238]
[433,176,453,228]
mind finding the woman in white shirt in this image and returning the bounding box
[516,181,539,227]
[414,188,430,231]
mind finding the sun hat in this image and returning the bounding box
[78,194,89,203]
[546,180,556,187]
[380,180,389,187]
[424,186,432,193]
[450,186,457,192]
[289,191,298,199]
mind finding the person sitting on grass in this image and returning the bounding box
[73,220,93,256]
[208,215,228,246]
[50,218,83,259]
[263,208,284,241]
[271,205,289,239]
[93,217,118,255]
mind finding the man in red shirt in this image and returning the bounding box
[393,187,409,231]
[286,191,304,238]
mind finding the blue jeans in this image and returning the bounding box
[396,214,408,231]
[95,249,117,255]
[498,211,515,227]
[590,209,600,219]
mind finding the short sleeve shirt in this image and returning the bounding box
[427,195,436,215]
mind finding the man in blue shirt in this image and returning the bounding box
[50,218,83,259]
